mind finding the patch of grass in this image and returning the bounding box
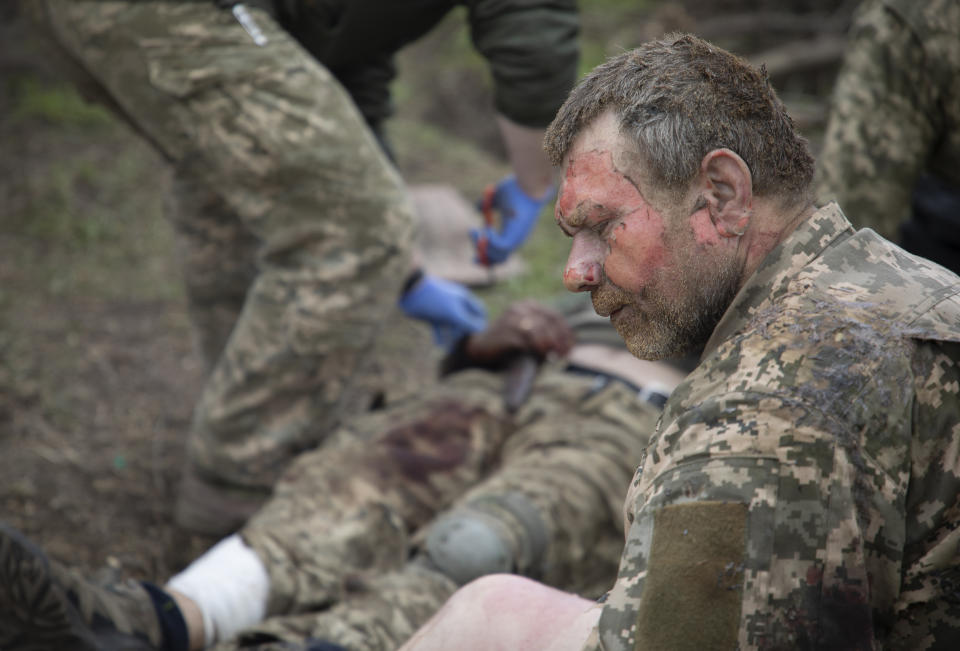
[8,76,112,128]
[19,158,120,245]
[3,92,181,303]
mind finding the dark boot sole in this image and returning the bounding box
[0,523,99,651]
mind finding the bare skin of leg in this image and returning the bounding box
[399,574,600,651]
[168,589,206,650]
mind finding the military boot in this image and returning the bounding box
[0,523,168,650]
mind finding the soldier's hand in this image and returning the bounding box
[471,176,555,265]
[399,274,488,349]
[465,300,574,364]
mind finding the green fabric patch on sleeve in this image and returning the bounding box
[633,501,748,650]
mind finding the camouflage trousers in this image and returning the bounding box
[28,2,417,502]
[221,367,662,651]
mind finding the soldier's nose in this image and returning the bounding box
[563,254,602,292]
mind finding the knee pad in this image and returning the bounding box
[421,492,548,586]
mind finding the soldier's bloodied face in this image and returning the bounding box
[557,111,740,360]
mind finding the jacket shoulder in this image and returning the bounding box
[800,228,960,344]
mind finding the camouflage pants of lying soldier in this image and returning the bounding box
[0,301,685,651]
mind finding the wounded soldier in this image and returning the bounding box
[0,297,689,651]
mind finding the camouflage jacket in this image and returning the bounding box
[815,0,960,241]
[273,0,579,130]
[588,203,960,650]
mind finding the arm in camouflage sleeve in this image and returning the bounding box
[590,391,904,651]
[815,1,941,241]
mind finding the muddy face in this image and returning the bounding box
[557,111,740,360]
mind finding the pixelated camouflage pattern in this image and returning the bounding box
[237,364,661,649]
[590,204,960,650]
[31,1,416,491]
[815,0,960,241]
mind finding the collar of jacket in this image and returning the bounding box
[701,202,854,358]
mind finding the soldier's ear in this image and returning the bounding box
[700,149,753,238]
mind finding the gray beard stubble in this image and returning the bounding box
[593,256,741,360]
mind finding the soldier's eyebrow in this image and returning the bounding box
[561,202,617,233]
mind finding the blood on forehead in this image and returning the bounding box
[556,149,648,228]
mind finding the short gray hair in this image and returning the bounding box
[544,33,815,206]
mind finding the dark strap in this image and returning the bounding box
[141,582,189,651]
[565,363,669,409]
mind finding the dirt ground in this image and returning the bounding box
[0,62,220,576]
[0,0,854,598]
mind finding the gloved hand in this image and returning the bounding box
[399,273,488,349]
[471,176,555,265]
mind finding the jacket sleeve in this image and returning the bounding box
[586,389,902,651]
[465,0,579,128]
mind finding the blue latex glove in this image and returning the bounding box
[399,274,488,349]
[471,176,555,265]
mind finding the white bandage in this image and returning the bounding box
[165,534,270,646]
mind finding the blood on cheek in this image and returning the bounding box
[602,215,668,290]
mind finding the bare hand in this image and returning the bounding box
[464,300,574,364]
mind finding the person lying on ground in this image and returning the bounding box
[0,298,689,651]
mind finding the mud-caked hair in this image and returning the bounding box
[544,33,815,207]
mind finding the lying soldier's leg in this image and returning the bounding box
[0,369,509,651]
[210,575,596,651]
[209,366,665,651]
[414,370,662,595]
[166,369,511,647]
[391,358,679,651]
